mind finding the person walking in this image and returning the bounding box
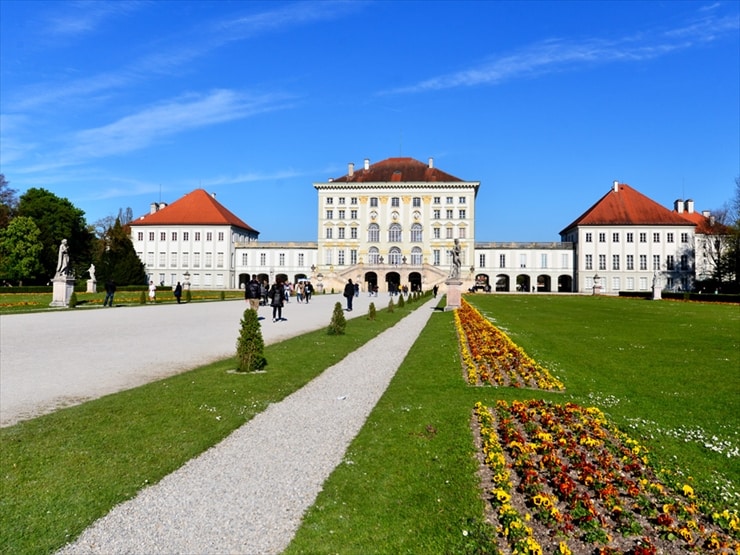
[245,274,261,312]
[304,281,312,303]
[343,279,354,311]
[433,284,439,298]
[174,282,182,304]
[269,280,284,322]
[103,279,116,307]
[148,281,157,303]
[296,281,304,303]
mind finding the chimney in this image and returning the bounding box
[364,158,370,170]
[348,162,354,177]
[612,180,619,192]
[685,199,694,214]
[150,202,158,214]
[428,157,434,168]
[211,192,216,199]
[674,199,684,213]
[702,210,711,218]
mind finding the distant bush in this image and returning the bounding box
[236,308,267,372]
[387,298,394,313]
[327,302,347,335]
[368,302,376,321]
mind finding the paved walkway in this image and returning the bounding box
[0,292,394,427]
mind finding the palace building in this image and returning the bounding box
[130,156,719,295]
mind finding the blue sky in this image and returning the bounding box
[1,0,738,242]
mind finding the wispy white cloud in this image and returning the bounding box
[44,0,146,38]
[383,13,739,95]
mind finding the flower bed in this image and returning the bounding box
[455,299,564,390]
[474,400,739,554]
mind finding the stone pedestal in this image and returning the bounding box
[50,276,75,307]
[86,279,97,293]
[445,278,463,311]
[652,285,662,300]
[592,284,602,295]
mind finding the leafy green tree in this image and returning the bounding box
[327,302,347,335]
[236,308,267,372]
[17,188,94,282]
[0,216,44,283]
[95,219,146,286]
[0,174,17,229]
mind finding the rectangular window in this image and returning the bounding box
[193,252,201,267]
[149,232,155,241]
[626,232,633,243]
[205,252,213,268]
[137,232,144,241]
[459,196,466,204]
[458,209,466,219]
[680,254,689,270]
[218,232,224,241]
[350,227,357,239]
[433,196,441,204]
[241,253,247,265]
[639,254,647,270]
[279,253,285,266]
[520,254,527,268]
[170,252,177,267]
[370,197,378,207]
[458,228,466,239]
[653,233,660,243]
[446,228,453,239]
[171,232,177,241]
[585,233,592,243]
[681,233,689,243]
[612,233,619,242]
[206,232,212,241]
[413,197,421,207]
[479,254,486,268]
[350,197,357,205]
[298,253,304,266]
[666,255,675,270]
[260,253,266,266]
[147,252,154,266]
[562,254,569,268]
[326,197,333,204]
[195,232,201,241]
[626,277,634,290]
[338,210,345,220]
[433,209,441,219]
[499,254,506,268]
[433,249,440,265]
[653,255,660,270]
[598,254,606,270]
[391,197,400,207]
[599,233,606,243]
[612,277,620,291]
[612,255,620,270]
[350,209,357,219]
[326,228,333,239]
[159,252,166,267]
[667,233,674,243]
[324,249,333,265]
[338,250,345,265]
[541,254,548,268]
[639,277,648,290]
[626,255,634,270]
[182,252,189,267]
[338,227,345,239]
[160,232,166,241]
[350,249,357,265]
[639,233,647,243]
[326,210,333,219]
[338,197,345,204]
[204,273,212,286]
[433,227,440,239]
[183,232,189,241]
[217,252,224,268]
[586,255,595,271]
[446,196,453,204]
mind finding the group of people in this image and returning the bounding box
[244,275,315,322]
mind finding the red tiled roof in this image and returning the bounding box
[132,189,258,233]
[677,209,732,234]
[332,157,465,183]
[561,183,694,233]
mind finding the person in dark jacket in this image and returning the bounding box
[343,279,354,311]
[245,274,261,311]
[103,279,116,307]
[173,282,183,303]
[269,280,284,322]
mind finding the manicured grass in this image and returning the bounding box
[0,289,245,313]
[285,294,739,553]
[0,297,425,555]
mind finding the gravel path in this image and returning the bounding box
[55,298,436,554]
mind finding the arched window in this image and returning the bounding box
[368,223,380,243]
[388,223,402,243]
[368,247,380,264]
[410,247,422,265]
[410,223,422,242]
[389,247,402,265]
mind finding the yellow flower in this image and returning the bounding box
[682,484,694,498]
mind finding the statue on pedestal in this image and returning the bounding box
[448,239,461,279]
[56,239,70,277]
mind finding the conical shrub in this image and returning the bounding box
[368,302,376,321]
[236,308,267,372]
[327,301,347,335]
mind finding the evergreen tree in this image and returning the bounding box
[387,297,394,313]
[236,308,267,372]
[397,293,405,307]
[96,219,147,285]
[327,301,347,335]
[367,302,376,321]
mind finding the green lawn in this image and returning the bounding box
[1,293,738,554]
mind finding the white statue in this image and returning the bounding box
[88,264,96,281]
[448,238,461,279]
[56,239,70,277]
